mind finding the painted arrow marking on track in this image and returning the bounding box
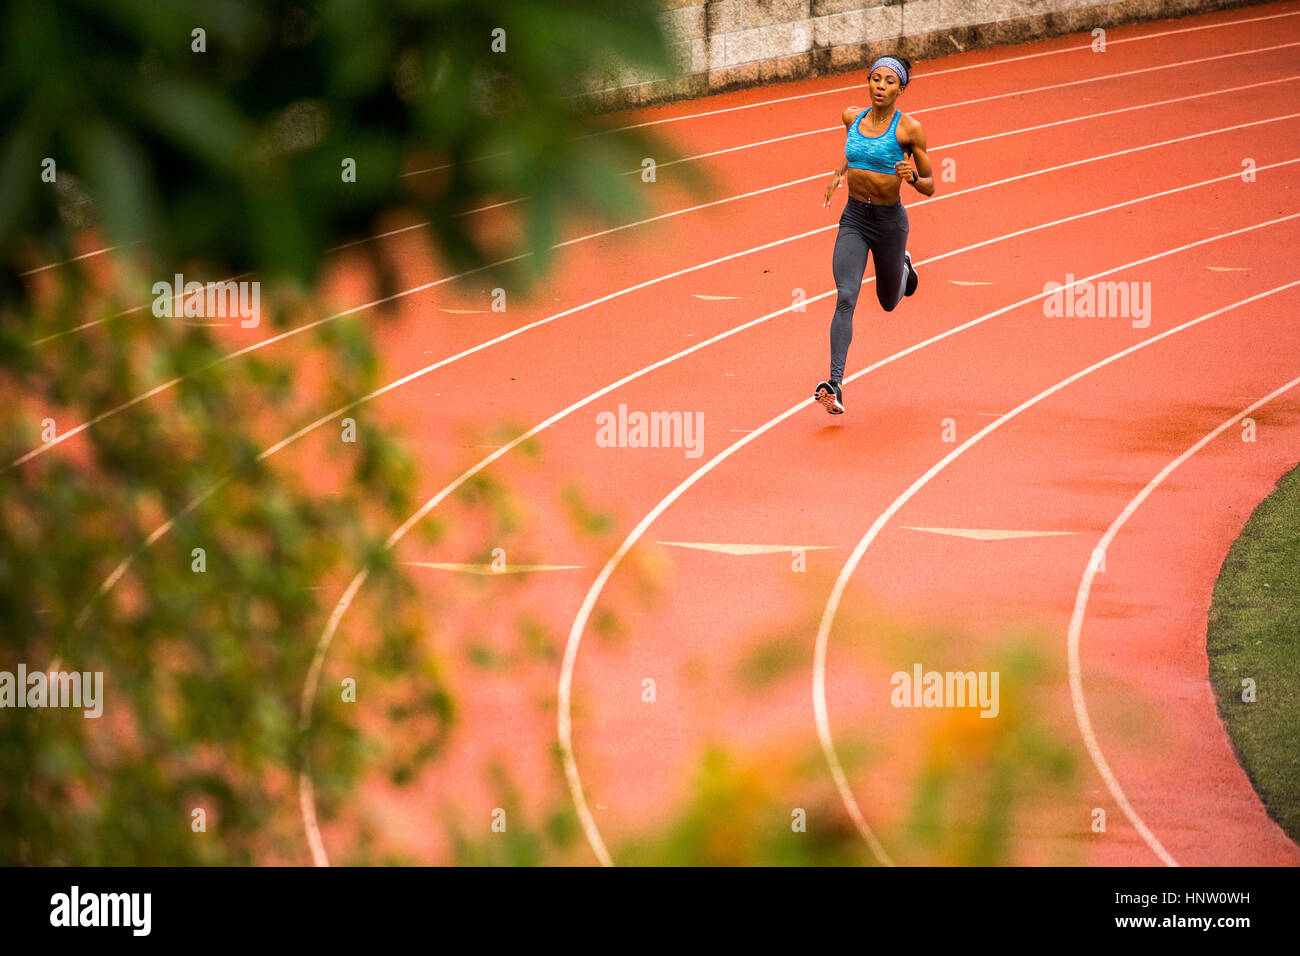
[902,527,1080,540]
[656,541,834,554]
[404,561,584,574]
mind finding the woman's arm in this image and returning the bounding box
[895,116,935,198]
[824,106,859,206]
[824,155,849,207]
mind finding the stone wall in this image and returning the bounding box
[587,0,1269,109]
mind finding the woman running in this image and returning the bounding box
[814,54,934,415]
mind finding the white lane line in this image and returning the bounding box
[659,66,1300,176]
[83,147,1253,632]
[74,152,1300,642]
[901,527,1079,540]
[432,52,1300,219]
[1067,372,1300,867]
[405,562,584,574]
[294,178,1300,866]
[25,8,1300,279]
[21,109,1297,473]
[554,211,1300,866]
[302,177,1300,866]
[32,270,258,345]
[310,71,1300,255]
[814,279,1300,864]
[656,542,834,555]
[18,239,148,278]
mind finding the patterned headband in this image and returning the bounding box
[870,56,909,87]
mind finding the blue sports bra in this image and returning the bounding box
[845,108,906,173]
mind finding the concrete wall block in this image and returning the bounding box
[941,0,983,24]
[903,0,948,34]
[740,0,813,28]
[824,8,868,44]
[865,3,905,40]
[689,37,709,73]
[706,0,744,33]
[668,38,710,74]
[752,19,812,60]
[705,34,729,70]
[708,60,763,90]
[947,0,1038,23]
[829,42,866,69]
[725,27,764,65]
[759,50,815,82]
[811,0,865,14]
[661,3,707,40]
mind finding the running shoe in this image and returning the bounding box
[904,251,918,297]
[814,380,844,415]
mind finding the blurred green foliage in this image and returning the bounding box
[1,0,680,300]
[0,0,680,864]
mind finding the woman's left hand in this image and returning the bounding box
[894,159,916,184]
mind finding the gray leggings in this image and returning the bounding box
[829,196,909,383]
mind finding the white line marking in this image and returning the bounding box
[437,57,1300,219]
[295,176,1300,867]
[18,239,148,277]
[554,211,1300,866]
[655,542,834,555]
[75,161,1300,644]
[404,561,584,574]
[641,64,1300,181]
[383,180,1300,870]
[30,271,259,346]
[1067,372,1300,867]
[814,279,1300,863]
[901,527,1079,540]
[302,71,1300,257]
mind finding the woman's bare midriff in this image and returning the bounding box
[846,167,902,205]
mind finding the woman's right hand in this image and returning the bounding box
[823,173,842,207]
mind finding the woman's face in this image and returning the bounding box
[869,68,904,107]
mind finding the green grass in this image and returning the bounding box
[1207,462,1300,847]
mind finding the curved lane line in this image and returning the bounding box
[813,280,1300,864]
[1067,373,1300,867]
[556,213,1300,865]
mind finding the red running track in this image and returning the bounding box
[297,1,1300,866]
[37,0,1300,865]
